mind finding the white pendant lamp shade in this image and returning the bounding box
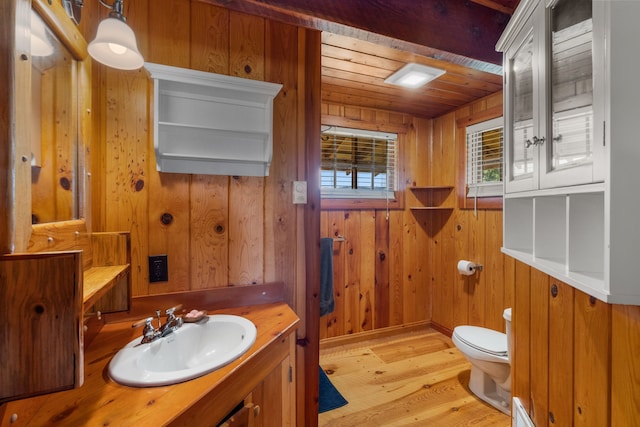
[88,17,143,70]
[31,12,53,57]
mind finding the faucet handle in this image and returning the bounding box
[165,304,183,317]
[132,317,159,344]
[132,316,155,329]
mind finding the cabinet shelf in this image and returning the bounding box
[83,264,130,311]
[146,62,282,177]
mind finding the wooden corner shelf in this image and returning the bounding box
[409,186,454,210]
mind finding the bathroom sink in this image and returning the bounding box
[108,314,257,387]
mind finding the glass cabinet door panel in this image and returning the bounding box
[510,33,535,181]
[549,0,593,173]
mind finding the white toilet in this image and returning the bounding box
[452,308,512,415]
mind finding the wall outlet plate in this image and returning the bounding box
[148,255,168,282]
[293,181,307,204]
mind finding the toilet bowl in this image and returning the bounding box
[452,308,512,415]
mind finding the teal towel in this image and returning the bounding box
[320,238,334,316]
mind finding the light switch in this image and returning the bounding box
[293,181,307,204]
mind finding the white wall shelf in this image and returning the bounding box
[145,62,282,177]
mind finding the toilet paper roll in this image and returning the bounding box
[457,260,477,276]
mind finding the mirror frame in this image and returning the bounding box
[1,0,91,253]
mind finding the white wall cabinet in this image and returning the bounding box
[498,0,640,305]
[499,0,605,194]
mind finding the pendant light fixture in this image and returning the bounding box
[88,0,143,70]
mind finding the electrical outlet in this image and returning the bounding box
[148,255,168,283]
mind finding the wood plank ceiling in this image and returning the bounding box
[203,0,520,118]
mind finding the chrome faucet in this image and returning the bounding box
[158,305,183,337]
[132,304,183,344]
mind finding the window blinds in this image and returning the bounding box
[321,127,397,194]
[466,117,504,198]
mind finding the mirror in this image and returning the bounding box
[30,8,80,224]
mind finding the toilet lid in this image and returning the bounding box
[454,325,508,357]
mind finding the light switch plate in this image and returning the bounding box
[293,181,307,204]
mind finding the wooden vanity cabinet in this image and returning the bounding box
[0,252,84,404]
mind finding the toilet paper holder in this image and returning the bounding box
[457,260,483,275]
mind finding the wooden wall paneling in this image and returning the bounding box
[485,210,506,332]
[145,0,191,295]
[359,210,375,331]
[264,20,299,304]
[468,210,486,326]
[403,122,421,324]
[412,118,432,186]
[513,261,531,412]
[453,209,471,328]
[573,291,610,427]
[436,113,456,185]
[430,210,455,331]
[402,203,419,323]
[387,209,404,326]
[374,208,390,329]
[228,176,265,286]
[102,65,150,296]
[229,12,265,81]
[611,305,640,426]
[189,3,231,291]
[529,269,549,427]
[327,210,345,337]
[190,3,230,75]
[189,175,229,289]
[548,280,574,426]
[343,211,361,334]
[226,12,266,286]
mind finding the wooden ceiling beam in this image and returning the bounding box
[199,0,512,71]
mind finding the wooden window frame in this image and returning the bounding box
[456,105,504,210]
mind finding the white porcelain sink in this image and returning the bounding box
[109,314,257,387]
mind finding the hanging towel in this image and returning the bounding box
[320,237,335,316]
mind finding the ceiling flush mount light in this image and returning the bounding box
[88,0,143,70]
[384,63,446,89]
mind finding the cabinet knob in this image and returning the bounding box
[533,136,546,146]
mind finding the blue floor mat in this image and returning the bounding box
[319,366,348,413]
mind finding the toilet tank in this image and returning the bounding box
[503,308,512,360]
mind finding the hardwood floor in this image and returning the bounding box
[318,327,511,427]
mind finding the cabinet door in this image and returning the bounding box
[505,16,539,193]
[539,0,603,189]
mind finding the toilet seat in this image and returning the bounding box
[453,326,508,361]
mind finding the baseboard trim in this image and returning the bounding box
[320,320,432,350]
[430,322,453,338]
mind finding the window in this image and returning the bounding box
[466,117,504,198]
[321,126,397,199]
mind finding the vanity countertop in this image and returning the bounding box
[0,302,299,426]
